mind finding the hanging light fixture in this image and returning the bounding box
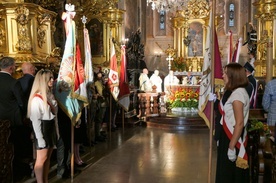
[147,0,189,13]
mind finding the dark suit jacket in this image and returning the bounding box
[0,72,24,127]
[18,74,34,116]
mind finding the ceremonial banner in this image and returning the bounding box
[83,27,94,86]
[118,45,130,111]
[198,11,223,128]
[108,41,120,100]
[198,12,212,128]
[55,11,87,124]
[232,37,243,63]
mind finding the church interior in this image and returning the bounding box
[0,0,276,182]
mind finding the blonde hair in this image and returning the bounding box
[27,69,53,118]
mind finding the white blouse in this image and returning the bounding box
[221,88,250,127]
[30,94,56,140]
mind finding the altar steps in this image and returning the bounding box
[146,113,207,130]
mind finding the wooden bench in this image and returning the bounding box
[0,120,13,182]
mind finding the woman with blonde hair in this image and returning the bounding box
[27,69,57,183]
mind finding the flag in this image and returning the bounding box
[227,30,233,64]
[83,27,94,86]
[55,11,87,125]
[108,40,120,100]
[118,45,130,111]
[231,37,243,63]
[198,11,223,128]
[214,31,224,88]
[198,11,212,128]
[71,42,89,103]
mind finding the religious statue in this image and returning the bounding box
[150,70,162,93]
[164,70,179,93]
[139,68,152,92]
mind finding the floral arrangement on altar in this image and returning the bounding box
[167,87,199,109]
[247,118,271,138]
[172,57,186,71]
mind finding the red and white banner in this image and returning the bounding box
[108,41,119,100]
[118,45,130,111]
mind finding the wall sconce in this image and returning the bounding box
[155,52,162,57]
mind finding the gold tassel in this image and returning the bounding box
[236,157,249,169]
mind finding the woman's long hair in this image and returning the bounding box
[27,69,53,118]
[224,62,249,91]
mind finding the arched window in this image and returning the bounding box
[229,3,234,27]
[160,10,165,30]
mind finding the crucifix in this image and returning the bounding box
[166,55,174,70]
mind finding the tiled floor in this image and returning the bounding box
[38,124,217,183]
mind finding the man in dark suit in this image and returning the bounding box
[0,56,25,181]
[18,62,36,117]
[0,56,23,127]
[244,62,257,108]
[17,62,36,175]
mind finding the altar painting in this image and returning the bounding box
[87,18,104,56]
[187,22,203,57]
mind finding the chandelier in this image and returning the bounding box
[146,0,189,12]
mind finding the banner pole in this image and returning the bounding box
[122,109,125,132]
[208,0,216,182]
[109,94,112,138]
[70,122,75,181]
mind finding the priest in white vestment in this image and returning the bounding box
[150,70,162,93]
[164,70,179,93]
[139,68,152,92]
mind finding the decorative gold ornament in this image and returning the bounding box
[15,6,32,52]
[37,14,52,48]
[0,25,5,48]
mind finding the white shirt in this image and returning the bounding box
[221,88,249,127]
[30,94,56,140]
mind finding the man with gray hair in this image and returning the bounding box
[0,56,25,181]
[0,56,23,126]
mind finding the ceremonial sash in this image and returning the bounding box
[219,99,249,169]
[34,93,56,114]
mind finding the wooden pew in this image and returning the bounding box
[0,120,13,182]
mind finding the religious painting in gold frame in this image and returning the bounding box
[187,21,204,57]
[87,18,107,65]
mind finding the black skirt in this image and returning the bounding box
[34,119,56,149]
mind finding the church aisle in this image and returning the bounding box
[58,126,217,183]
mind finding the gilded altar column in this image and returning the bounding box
[106,23,111,62]
[177,28,181,57]
[173,27,177,49]
[253,0,276,77]
[172,11,185,58]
